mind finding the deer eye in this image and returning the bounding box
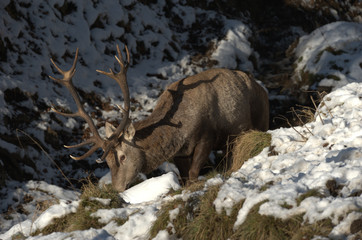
[119,155,126,163]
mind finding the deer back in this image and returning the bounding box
[128,68,269,170]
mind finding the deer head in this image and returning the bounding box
[49,45,140,191]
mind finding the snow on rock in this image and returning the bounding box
[214,82,362,238]
[25,181,80,201]
[120,172,181,204]
[291,21,362,90]
[211,20,253,71]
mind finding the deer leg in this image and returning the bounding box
[188,139,214,182]
[173,156,192,185]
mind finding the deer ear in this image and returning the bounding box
[105,122,117,138]
[124,122,136,142]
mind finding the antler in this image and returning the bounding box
[49,45,131,162]
[96,45,131,162]
[49,48,106,160]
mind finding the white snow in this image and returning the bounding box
[211,20,254,71]
[120,172,181,204]
[3,80,362,239]
[214,82,362,238]
[291,21,362,90]
[0,182,80,239]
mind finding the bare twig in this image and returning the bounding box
[274,115,308,142]
[290,107,314,136]
[16,129,75,190]
[310,95,324,124]
[318,92,334,118]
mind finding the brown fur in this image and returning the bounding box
[106,68,269,191]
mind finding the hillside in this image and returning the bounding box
[0,0,361,239]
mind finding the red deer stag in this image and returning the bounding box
[50,45,269,192]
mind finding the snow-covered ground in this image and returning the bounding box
[0,0,361,239]
[216,81,362,237]
[291,21,362,90]
[1,79,361,240]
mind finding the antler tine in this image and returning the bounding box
[95,45,132,162]
[51,106,78,118]
[64,138,95,149]
[125,45,130,64]
[96,44,131,136]
[115,44,130,70]
[49,48,79,82]
[49,48,106,161]
[69,144,101,161]
[116,104,127,115]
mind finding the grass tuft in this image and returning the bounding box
[151,186,333,239]
[296,189,324,206]
[32,179,123,236]
[182,185,244,240]
[149,198,186,238]
[229,130,271,173]
[232,201,333,240]
[80,179,122,209]
[150,184,244,240]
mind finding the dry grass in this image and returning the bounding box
[296,189,324,206]
[229,130,271,173]
[182,186,244,240]
[32,178,123,236]
[80,179,122,208]
[151,186,333,239]
[232,201,333,240]
[150,184,245,240]
[149,198,187,238]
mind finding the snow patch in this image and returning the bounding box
[120,172,180,204]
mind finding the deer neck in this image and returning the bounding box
[133,120,184,174]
